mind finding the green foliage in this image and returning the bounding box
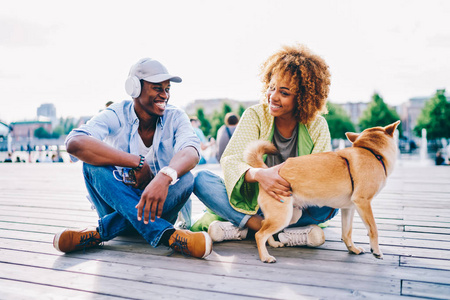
[33,117,77,139]
[61,117,76,134]
[414,89,450,139]
[52,117,76,136]
[324,102,355,139]
[34,126,61,139]
[34,127,51,139]
[237,104,246,117]
[358,93,401,134]
[210,103,233,138]
[52,125,65,137]
[196,108,212,137]
[192,102,247,139]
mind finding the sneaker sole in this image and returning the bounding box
[201,231,213,258]
[53,229,67,252]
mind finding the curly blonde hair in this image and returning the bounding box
[260,44,331,124]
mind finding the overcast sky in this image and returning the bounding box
[1,0,449,123]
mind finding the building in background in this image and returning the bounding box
[339,102,369,128]
[37,103,58,126]
[9,120,52,150]
[0,121,10,151]
[397,97,428,142]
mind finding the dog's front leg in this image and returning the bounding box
[255,194,291,263]
[353,198,383,259]
[341,207,365,255]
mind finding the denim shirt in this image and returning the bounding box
[65,100,201,174]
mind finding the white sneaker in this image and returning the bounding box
[278,225,325,247]
[208,221,248,242]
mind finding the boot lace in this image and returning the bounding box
[76,232,102,251]
[222,224,242,240]
[284,228,310,246]
[169,234,191,257]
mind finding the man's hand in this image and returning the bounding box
[135,173,172,223]
[130,161,154,190]
[255,164,291,202]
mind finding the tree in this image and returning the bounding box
[358,93,402,135]
[414,89,450,139]
[210,103,233,138]
[196,107,212,137]
[237,104,246,117]
[34,127,51,139]
[324,102,355,139]
[52,125,65,137]
[52,117,76,137]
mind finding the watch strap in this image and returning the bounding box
[159,166,178,185]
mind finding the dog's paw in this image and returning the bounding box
[348,246,365,255]
[371,248,383,259]
[269,241,284,248]
[261,255,277,263]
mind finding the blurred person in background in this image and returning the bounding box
[215,112,240,162]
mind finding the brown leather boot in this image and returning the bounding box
[168,230,212,258]
[53,227,102,253]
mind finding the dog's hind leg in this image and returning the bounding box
[255,219,286,263]
[341,207,365,255]
[266,197,293,249]
[353,198,383,259]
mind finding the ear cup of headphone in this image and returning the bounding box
[125,76,141,98]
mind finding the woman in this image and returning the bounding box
[192,44,338,247]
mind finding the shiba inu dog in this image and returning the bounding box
[245,121,400,263]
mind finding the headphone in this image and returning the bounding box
[125,58,148,98]
[125,75,141,98]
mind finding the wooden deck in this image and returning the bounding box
[1,160,450,299]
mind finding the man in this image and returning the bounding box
[190,117,215,164]
[53,58,212,259]
[215,112,239,162]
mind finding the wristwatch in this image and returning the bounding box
[159,166,179,185]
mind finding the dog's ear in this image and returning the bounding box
[345,132,359,143]
[385,120,401,137]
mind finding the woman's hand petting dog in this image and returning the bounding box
[255,165,291,202]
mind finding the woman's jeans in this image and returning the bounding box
[83,163,194,247]
[193,170,339,229]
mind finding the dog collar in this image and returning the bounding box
[361,147,387,176]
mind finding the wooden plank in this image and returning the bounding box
[3,237,450,287]
[5,212,450,250]
[4,218,450,259]
[0,278,124,300]
[401,280,450,299]
[1,237,449,300]
[405,226,450,235]
[0,262,257,300]
[1,162,450,299]
[0,251,409,300]
[400,256,450,271]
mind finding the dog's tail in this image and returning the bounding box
[244,140,278,169]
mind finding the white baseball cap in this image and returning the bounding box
[129,58,182,83]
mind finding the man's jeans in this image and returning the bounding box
[193,170,338,228]
[83,163,194,247]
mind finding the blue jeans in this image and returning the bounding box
[193,170,338,229]
[83,163,194,247]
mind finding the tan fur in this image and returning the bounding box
[244,141,278,169]
[246,121,400,263]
